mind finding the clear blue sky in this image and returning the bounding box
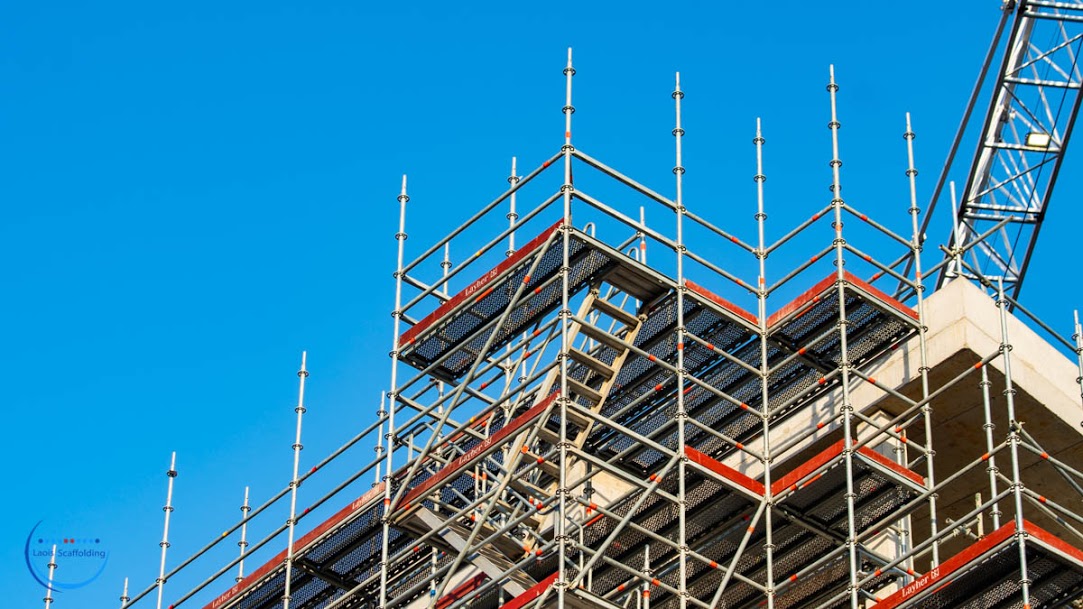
[5,1,1081,607]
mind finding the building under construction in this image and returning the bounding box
[104,2,1083,609]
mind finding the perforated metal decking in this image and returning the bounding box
[486,440,924,609]
[874,520,1083,609]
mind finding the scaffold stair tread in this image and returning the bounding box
[604,265,668,301]
[590,296,640,327]
[536,425,560,446]
[508,476,547,498]
[523,451,560,479]
[566,377,604,404]
[564,404,594,429]
[577,321,630,352]
[567,347,616,380]
[471,519,534,561]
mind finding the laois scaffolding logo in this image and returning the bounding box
[24,521,109,591]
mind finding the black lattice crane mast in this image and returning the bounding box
[917,0,1083,299]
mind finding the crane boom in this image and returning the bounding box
[911,0,1083,300]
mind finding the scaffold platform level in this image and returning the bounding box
[397,222,668,381]
[874,520,1083,609]
[201,408,923,609]
[672,442,922,609]
[593,270,916,476]
[204,484,391,609]
[493,441,924,609]
[203,393,569,609]
[397,221,918,466]
[202,401,549,609]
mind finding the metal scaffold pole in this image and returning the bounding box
[557,46,575,609]
[826,66,861,609]
[375,392,385,488]
[237,487,251,582]
[508,156,519,257]
[282,351,309,609]
[380,174,409,609]
[996,278,1033,607]
[156,452,178,609]
[1074,310,1083,419]
[671,71,689,609]
[43,543,57,609]
[753,116,776,609]
[905,111,940,569]
[980,364,1003,530]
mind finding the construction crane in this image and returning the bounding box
[909,0,1083,300]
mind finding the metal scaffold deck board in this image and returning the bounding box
[874,520,1083,609]
[500,440,924,609]
[397,222,668,382]
[205,484,392,609]
[589,271,918,477]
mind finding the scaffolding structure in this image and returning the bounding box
[109,13,1083,609]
